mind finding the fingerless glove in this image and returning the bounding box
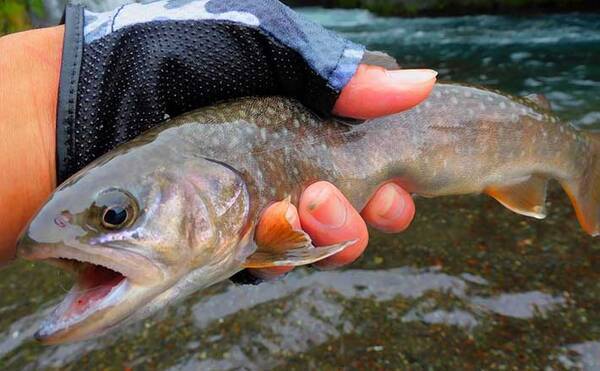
[56,0,365,182]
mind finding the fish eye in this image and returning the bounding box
[94,189,138,230]
[102,206,130,229]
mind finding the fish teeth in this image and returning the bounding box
[47,251,128,277]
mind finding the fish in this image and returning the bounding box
[17,83,600,344]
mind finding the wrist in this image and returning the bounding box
[0,26,63,259]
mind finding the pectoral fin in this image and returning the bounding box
[244,196,353,268]
[485,175,548,219]
[253,196,309,252]
[243,240,355,268]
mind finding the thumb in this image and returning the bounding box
[333,64,437,119]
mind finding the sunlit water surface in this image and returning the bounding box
[1,8,599,370]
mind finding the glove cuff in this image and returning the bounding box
[56,4,85,183]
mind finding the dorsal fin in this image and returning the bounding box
[485,175,548,219]
[524,94,551,111]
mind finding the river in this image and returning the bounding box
[1,7,598,370]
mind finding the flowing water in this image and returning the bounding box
[1,7,599,370]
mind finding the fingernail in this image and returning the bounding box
[307,185,347,228]
[386,69,438,84]
[285,203,299,226]
[377,184,406,220]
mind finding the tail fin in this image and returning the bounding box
[560,132,600,236]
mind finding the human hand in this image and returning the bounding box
[250,64,434,279]
[0,1,435,267]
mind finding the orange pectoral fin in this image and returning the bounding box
[254,196,310,252]
[244,196,354,268]
[485,175,548,219]
[243,241,355,269]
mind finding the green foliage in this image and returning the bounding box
[29,0,44,17]
[0,0,43,35]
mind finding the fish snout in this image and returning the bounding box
[15,229,37,260]
[15,221,61,262]
[15,213,46,260]
[16,207,83,261]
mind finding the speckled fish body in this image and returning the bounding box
[143,83,599,228]
[17,83,600,343]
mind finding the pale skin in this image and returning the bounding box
[0,26,436,276]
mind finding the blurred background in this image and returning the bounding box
[1,1,599,370]
[1,0,599,32]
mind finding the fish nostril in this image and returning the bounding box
[54,213,71,228]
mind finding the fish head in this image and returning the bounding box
[17,142,251,344]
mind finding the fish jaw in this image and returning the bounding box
[35,272,139,344]
[17,235,171,344]
[18,238,165,285]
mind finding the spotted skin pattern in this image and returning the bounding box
[155,83,592,218]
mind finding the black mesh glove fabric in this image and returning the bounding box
[56,0,366,182]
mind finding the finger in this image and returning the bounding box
[333,64,437,119]
[298,181,369,269]
[361,182,415,233]
[248,201,299,280]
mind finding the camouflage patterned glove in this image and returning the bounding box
[56,0,366,182]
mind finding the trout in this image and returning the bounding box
[17,83,600,344]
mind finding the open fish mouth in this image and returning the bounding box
[36,258,128,343]
[18,243,165,344]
